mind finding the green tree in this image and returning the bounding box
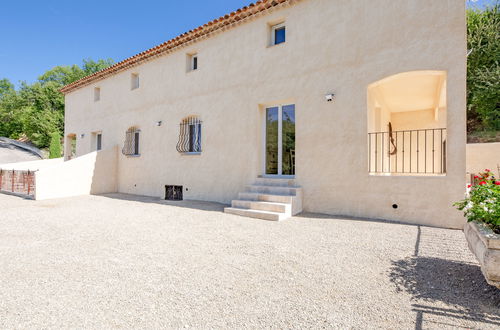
[0,78,14,97]
[0,58,114,148]
[467,1,500,133]
[48,131,62,158]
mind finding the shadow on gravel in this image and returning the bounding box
[389,256,500,328]
[100,193,226,212]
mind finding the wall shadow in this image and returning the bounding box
[99,193,226,213]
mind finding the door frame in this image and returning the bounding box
[261,104,295,178]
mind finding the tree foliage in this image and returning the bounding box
[49,131,62,159]
[467,1,500,133]
[0,58,114,148]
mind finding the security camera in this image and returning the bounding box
[325,93,335,102]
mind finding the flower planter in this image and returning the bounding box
[463,221,500,288]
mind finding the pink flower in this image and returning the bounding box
[496,182,500,185]
[474,175,479,179]
[479,181,487,185]
[485,169,491,172]
[467,184,472,188]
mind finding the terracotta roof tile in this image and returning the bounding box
[60,0,297,94]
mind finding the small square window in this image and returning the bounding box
[272,23,286,45]
[131,73,139,90]
[94,87,100,101]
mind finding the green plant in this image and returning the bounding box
[466,1,500,135]
[455,169,500,233]
[48,131,62,159]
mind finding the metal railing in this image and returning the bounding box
[176,117,202,153]
[368,128,446,175]
[0,169,36,197]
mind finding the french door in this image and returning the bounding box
[265,104,296,176]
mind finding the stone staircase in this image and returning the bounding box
[224,177,302,221]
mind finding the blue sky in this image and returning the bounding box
[0,0,493,87]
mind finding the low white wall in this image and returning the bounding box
[467,143,500,178]
[0,158,63,171]
[35,146,118,200]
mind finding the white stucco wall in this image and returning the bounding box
[467,143,500,178]
[35,147,118,200]
[0,158,64,171]
[64,0,466,228]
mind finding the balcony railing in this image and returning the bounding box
[368,128,446,175]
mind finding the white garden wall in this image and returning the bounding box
[35,147,118,200]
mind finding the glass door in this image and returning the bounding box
[265,104,295,176]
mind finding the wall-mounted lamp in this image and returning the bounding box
[325,93,335,102]
[80,133,85,138]
[156,121,163,127]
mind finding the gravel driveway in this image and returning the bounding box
[0,193,499,329]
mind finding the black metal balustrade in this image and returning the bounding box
[368,128,446,174]
[176,117,202,153]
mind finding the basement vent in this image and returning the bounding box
[165,185,183,201]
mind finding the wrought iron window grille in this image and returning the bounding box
[165,185,183,200]
[122,128,141,156]
[176,117,202,153]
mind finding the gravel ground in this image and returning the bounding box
[0,193,499,329]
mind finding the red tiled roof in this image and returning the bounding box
[60,0,297,94]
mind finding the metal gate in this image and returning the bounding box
[0,169,36,198]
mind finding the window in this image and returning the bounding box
[94,87,100,101]
[176,116,202,153]
[92,132,102,151]
[187,53,198,72]
[271,23,286,45]
[96,133,102,151]
[131,73,139,90]
[192,55,198,71]
[122,127,140,156]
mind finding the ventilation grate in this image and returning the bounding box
[165,185,183,201]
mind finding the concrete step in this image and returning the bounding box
[224,207,288,221]
[231,200,291,213]
[255,177,297,187]
[245,185,301,195]
[238,192,294,204]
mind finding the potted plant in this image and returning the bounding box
[455,169,500,288]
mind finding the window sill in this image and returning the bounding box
[180,152,201,156]
[267,42,286,49]
[126,154,141,158]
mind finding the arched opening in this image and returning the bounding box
[367,71,447,175]
[65,133,76,160]
[176,116,202,154]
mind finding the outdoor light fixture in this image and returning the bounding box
[80,133,85,138]
[325,93,335,102]
[156,121,162,126]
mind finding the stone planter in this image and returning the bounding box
[463,221,500,288]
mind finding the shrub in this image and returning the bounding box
[455,170,500,234]
[48,131,62,159]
